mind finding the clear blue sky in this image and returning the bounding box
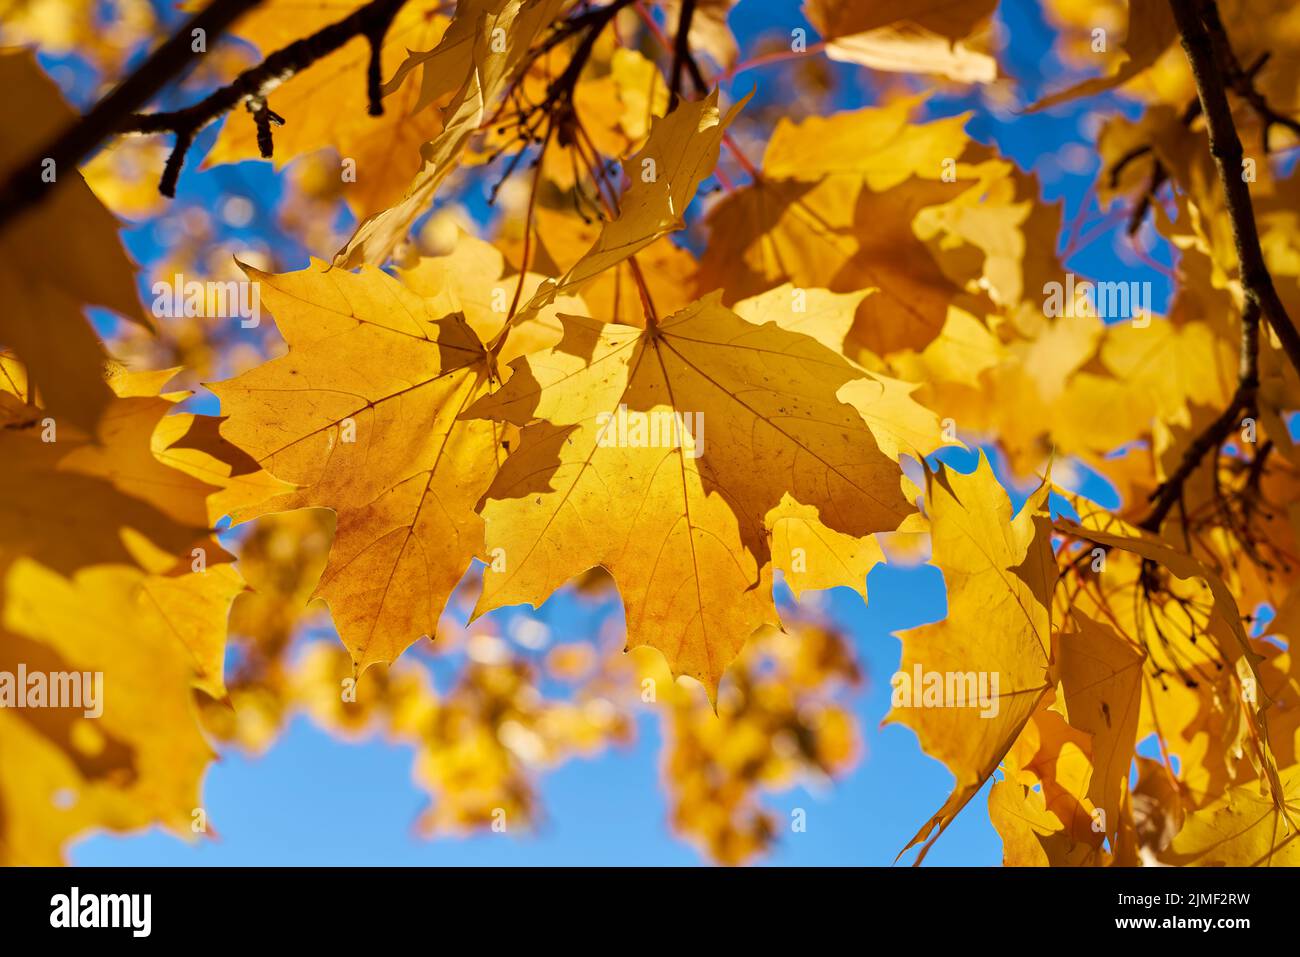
[67,0,1151,866]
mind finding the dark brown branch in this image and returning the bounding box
[1195,5,1300,151]
[1138,299,1260,533]
[0,0,263,231]
[123,0,406,195]
[668,0,698,106]
[1171,0,1300,376]
[1136,1,1300,536]
[1111,99,1201,235]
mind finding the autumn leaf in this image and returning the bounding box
[887,455,1054,863]
[1165,768,1300,865]
[700,100,976,358]
[521,88,747,316]
[468,294,914,696]
[803,0,999,83]
[213,261,507,670]
[1057,611,1145,845]
[0,561,231,865]
[1029,0,1177,111]
[335,0,567,266]
[14,0,1300,872]
[0,48,142,431]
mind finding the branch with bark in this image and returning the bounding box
[1109,42,1293,238]
[1138,0,1300,533]
[668,0,698,106]
[0,0,264,231]
[0,0,726,229]
[0,0,410,229]
[123,0,408,196]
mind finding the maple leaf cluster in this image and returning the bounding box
[4,0,1300,867]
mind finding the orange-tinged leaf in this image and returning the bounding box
[213,261,507,670]
[1057,610,1145,845]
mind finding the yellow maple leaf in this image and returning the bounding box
[213,261,508,670]
[0,48,143,431]
[468,293,914,696]
[887,454,1054,862]
[1057,611,1146,845]
[1165,767,1300,865]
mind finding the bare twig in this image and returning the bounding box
[1171,0,1300,375]
[1195,4,1300,151]
[0,0,264,230]
[668,0,698,106]
[123,0,407,196]
[1139,288,1260,533]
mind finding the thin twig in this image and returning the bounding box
[123,0,407,195]
[668,0,698,106]
[1138,301,1259,532]
[0,0,264,229]
[1171,0,1300,375]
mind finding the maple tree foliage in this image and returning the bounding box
[4,0,1300,868]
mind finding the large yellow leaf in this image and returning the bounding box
[522,90,746,315]
[1058,611,1145,845]
[886,455,1054,862]
[213,262,506,670]
[0,48,142,431]
[468,293,914,696]
[0,561,227,864]
[1165,767,1300,866]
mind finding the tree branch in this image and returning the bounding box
[0,0,264,231]
[0,0,410,227]
[1171,0,1300,375]
[1139,282,1261,533]
[122,0,407,196]
[668,0,698,106]
[1195,3,1300,151]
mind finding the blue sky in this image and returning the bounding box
[75,560,1010,866]
[64,0,1162,865]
